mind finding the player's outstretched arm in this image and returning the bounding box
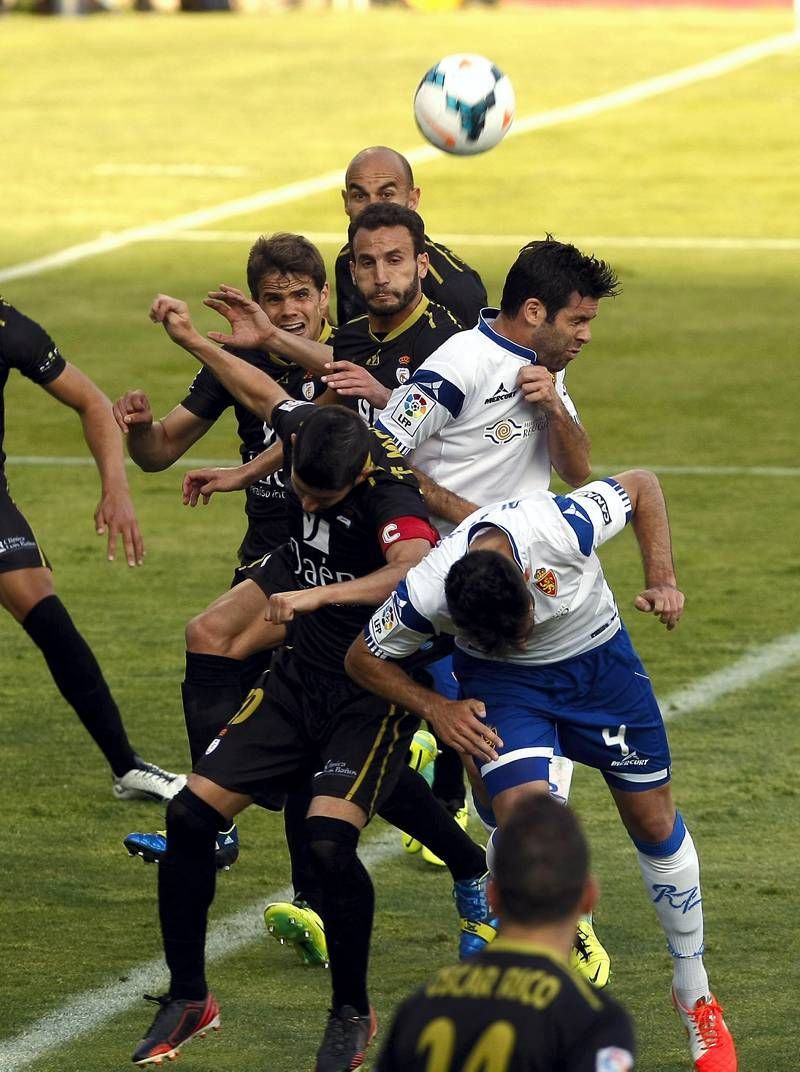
[43,364,144,567]
[345,634,503,763]
[205,284,332,377]
[113,391,212,472]
[150,294,289,423]
[182,442,284,507]
[614,468,684,630]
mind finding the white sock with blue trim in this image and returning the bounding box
[633,812,710,1007]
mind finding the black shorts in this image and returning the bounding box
[230,541,296,595]
[0,481,50,574]
[195,647,418,820]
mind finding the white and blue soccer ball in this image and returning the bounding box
[413,53,515,156]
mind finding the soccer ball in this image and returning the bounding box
[413,54,515,156]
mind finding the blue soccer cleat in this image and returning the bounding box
[453,872,498,959]
[124,825,239,870]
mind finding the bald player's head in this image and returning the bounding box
[341,146,421,222]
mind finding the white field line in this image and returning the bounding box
[160,230,800,252]
[1,30,797,286]
[7,457,800,477]
[3,628,800,1068]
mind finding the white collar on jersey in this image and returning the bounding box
[477,308,539,364]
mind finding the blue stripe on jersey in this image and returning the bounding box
[601,477,632,521]
[395,579,436,634]
[409,369,465,418]
[477,309,538,363]
[553,495,595,556]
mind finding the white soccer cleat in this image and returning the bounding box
[113,757,186,803]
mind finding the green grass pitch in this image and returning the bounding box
[1,6,798,1070]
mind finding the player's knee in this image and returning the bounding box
[185,608,234,656]
[166,786,226,848]
[306,815,360,878]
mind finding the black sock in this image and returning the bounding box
[159,788,226,1001]
[182,652,245,766]
[21,595,136,777]
[431,740,467,807]
[307,816,372,1015]
[284,785,323,914]
[380,765,485,880]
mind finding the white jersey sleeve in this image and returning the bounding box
[374,339,473,456]
[560,478,631,553]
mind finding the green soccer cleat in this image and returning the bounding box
[263,898,328,967]
[570,914,611,988]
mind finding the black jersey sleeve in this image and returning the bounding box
[270,398,316,443]
[334,246,364,327]
[422,240,487,329]
[0,301,67,385]
[180,364,233,421]
[565,1003,636,1072]
[363,429,430,535]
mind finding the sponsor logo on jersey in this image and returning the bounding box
[609,750,650,768]
[483,417,530,444]
[365,354,380,367]
[596,1047,634,1072]
[302,513,331,554]
[391,388,432,433]
[575,489,612,524]
[314,759,358,780]
[396,367,410,385]
[483,381,516,405]
[533,567,558,596]
[372,599,398,640]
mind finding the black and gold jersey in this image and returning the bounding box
[0,299,67,474]
[271,399,434,676]
[333,296,460,426]
[335,235,487,330]
[376,939,636,1072]
[181,321,334,561]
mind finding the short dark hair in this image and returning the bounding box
[246,232,327,300]
[444,549,532,655]
[501,235,620,320]
[493,796,589,925]
[292,405,371,491]
[348,203,426,258]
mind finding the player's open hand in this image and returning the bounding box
[182,466,247,506]
[95,487,144,567]
[204,285,275,351]
[113,389,153,434]
[150,295,201,350]
[634,585,685,630]
[321,361,392,409]
[428,698,503,764]
[517,365,557,407]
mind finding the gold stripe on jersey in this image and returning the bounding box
[425,263,444,285]
[432,242,468,273]
[345,704,396,808]
[367,295,431,345]
[367,706,405,816]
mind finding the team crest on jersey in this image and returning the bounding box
[302,380,316,399]
[483,418,529,444]
[533,567,558,596]
[596,1048,634,1072]
[399,353,411,365]
[396,367,410,385]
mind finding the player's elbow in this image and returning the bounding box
[614,468,661,510]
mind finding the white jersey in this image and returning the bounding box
[364,478,632,666]
[374,308,579,534]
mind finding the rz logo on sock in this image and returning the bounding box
[651,883,702,914]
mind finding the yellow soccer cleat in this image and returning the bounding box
[263,898,328,967]
[401,730,439,854]
[570,914,611,988]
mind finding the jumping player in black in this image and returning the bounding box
[0,298,183,802]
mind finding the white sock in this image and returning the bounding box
[634,814,710,1007]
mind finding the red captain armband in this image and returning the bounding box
[378,516,439,553]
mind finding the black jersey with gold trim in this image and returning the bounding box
[181,322,334,561]
[0,299,67,474]
[335,235,487,330]
[271,398,433,676]
[333,296,460,426]
[376,939,636,1072]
